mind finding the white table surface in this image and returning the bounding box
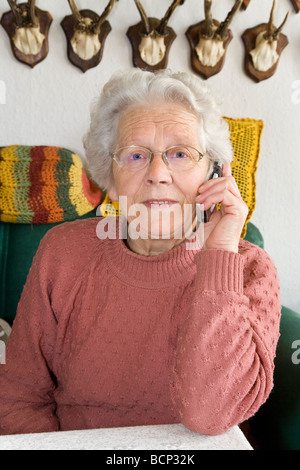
[0,423,252,450]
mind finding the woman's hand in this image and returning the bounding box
[196,163,248,253]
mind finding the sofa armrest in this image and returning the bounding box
[250,305,300,449]
[243,222,264,249]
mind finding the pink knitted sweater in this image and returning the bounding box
[0,217,281,436]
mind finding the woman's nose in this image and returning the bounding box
[145,153,172,185]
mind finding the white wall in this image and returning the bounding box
[1,0,299,312]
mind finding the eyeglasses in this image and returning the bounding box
[112,145,205,172]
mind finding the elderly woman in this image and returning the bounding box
[0,69,281,436]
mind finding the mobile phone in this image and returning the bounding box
[196,162,222,225]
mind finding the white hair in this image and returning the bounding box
[83,68,233,190]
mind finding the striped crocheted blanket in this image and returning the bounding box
[0,145,102,224]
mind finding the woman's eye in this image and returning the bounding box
[130,153,144,161]
[174,150,188,159]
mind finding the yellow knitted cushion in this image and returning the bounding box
[224,117,263,237]
[98,117,264,238]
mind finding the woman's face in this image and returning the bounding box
[108,101,210,252]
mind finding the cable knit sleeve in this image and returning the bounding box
[171,241,281,435]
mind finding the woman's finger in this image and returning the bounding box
[197,176,241,201]
[199,189,246,216]
[221,162,231,177]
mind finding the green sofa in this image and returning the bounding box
[0,209,96,325]
[0,217,299,449]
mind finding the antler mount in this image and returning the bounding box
[127,17,176,70]
[127,0,185,71]
[242,0,289,82]
[290,0,300,13]
[61,0,117,72]
[0,1,52,67]
[186,0,242,79]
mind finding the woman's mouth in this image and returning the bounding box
[142,199,178,209]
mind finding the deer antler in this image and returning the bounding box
[272,11,289,40]
[158,0,185,36]
[68,0,116,35]
[215,0,243,40]
[28,0,38,27]
[7,0,22,28]
[7,0,38,28]
[133,0,184,36]
[264,0,289,41]
[68,0,82,23]
[94,0,116,35]
[265,0,276,38]
[203,0,214,39]
[133,0,150,35]
[201,0,242,41]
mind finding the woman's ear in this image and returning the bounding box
[107,182,118,201]
[105,169,118,201]
[204,159,214,182]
